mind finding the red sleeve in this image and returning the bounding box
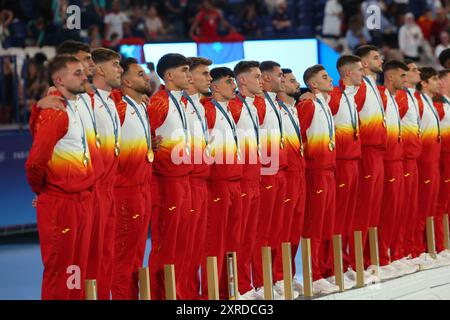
[378,85,388,110]
[414,91,424,118]
[29,103,41,137]
[328,87,342,115]
[354,82,367,112]
[435,101,445,120]
[202,98,216,129]
[228,97,243,123]
[395,90,409,119]
[116,99,127,126]
[25,109,68,194]
[253,96,266,125]
[296,99,315,143]
[148,91,169,134]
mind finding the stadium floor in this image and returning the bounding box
[0,238,304,300]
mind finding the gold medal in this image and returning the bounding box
[114,142,120,157]
[185,143,191,156]
[382,117,387,127]
[147,150,154,163]
[398,135,402,143]
[82,153,89,167]
[329,140,335,151]
[354,130,359,140]
[237,148,242,162]
[438,135,442,143]
[280,137,285,149]
[300,144,304,157]
[95,134,101,148]
[418,128,421,137]
[205,144,211,157]
[257,144,262,157]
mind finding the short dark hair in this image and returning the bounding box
[233,60,259,77]
[303,64,325,88]
[259,60,281,73]
[354,45,379,58]
[438,48,450,67]
[210,67,234,82]
[91,48,121,64]
[282,68,292,74]
[156,53,190,79]
[383,60,409,73]
[48,55,81,79]
[56,40,90,56]
[438,68,450,79]
[417,67,438,91]
[147,62,155,71]
[336,55,361,71]
[120,57,138,75]
[187,57,212,71]
[404,58,415,66]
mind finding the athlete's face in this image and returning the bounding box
[263,66,285,92]
[392,68,408,91]
[282,73,300,95]
[348,62,364,86]
[212,75,237,100]
[97,58,123,88]
[407,63,421,86]
[58,62,88,95]
[311,70,333,93]
[75,50,95,78]
[362,50,384,74]
[241,67,263,95]
[166,65,190,90]
[439,73,450,95]
[423,75,441,95]
[190,64,212,94]
[122,63,152,95]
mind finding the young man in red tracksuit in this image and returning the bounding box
[227,61,263,300]
[110,58,153,299]
[180,57,212,299]
[148,54,194,300]
[275,68,305,297]
[26,56,95,300]
[377,61,418,279]
[411,67,442,267]
[390,60,423,266]
[201,67,243,299]
[325,55,366,287]
[297,65,339,295]
[353,45,387,271]
[434,69,450,260]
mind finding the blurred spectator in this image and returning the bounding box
[272,1,292,36]
[417,9,434,41]
[80,0,102,30]
[393,0,409,15]
[398,12,424,61]
[240,2,262,38]
[346,14,372,51]
[24,58,48,113]
[164,0,187,36]
[26,17,46,47]
[144,5,166,41]
[147,62,160,96]
[129,5,146,39]
[88,24,102,48]
[435,31,450,58]
[322,0,343,38]
[189,0,237,41]
[0,9,13,47]
[51,0,68,28]
[431,8,449,46]
[104,0,130,41]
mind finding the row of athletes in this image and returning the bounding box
[26,42,450,300]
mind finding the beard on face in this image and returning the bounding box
[68,85,87,95]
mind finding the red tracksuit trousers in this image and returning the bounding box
[148,175,192,300]
[111,186,148,300]
[37,189,93,300]
[392,159,419,260]
[413,161,440,257]
[273,171,305,282]
[237,179,261,295]
[378,160,405,266]
[352,147,385,268]
[436,154,450,253]
[333,160,359,273]
[86,185,115,300]
[302,169,336,281]
[201,179,242,299]
[252,171,287,288]
[181,177,208,300]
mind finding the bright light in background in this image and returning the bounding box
[143,42,197,66]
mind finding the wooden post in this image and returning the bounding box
[368,227,380,279]
[226,252,239,300]
[301,238,313,298]
[138,267,151,300]
[261,246,273,300]
[332,235,344,292]
[354,231,365,288]
[282,242,293,300]
[207,257,219,300]
[164,264,176,300]
[443,214,449,250]
[85,279,97,300]
[426,216,436,258]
